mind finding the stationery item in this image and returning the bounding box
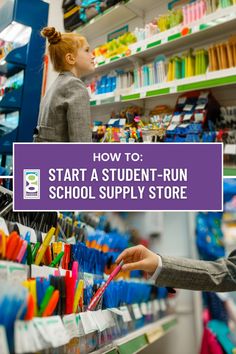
[16,240,28,263]
[24,293,35,321]
[49,251,64,267]
[32,242,40,262]
[88,261,124,311]
[38,285,55,316]
[5,232,18,260]
[27,244,33,266]
[42,290,60,317]
[35,227,55,265]
[0,230,6,258]
[73,280,84,313]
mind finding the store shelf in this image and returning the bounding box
[76,0,159,39]
[90,68,236,106]
[0,87,23,113]
[114,315,177,354]
[94,5,236,74]
[0,45,27,78]
[224,167,236,176]
[89,315,177,354]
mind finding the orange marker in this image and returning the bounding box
[6,232,19,260]
[24,293,35,321]
[42,290,60,317]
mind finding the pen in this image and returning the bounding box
[49,251,64,267]
[88,261,124,311]
[35,227,55,265]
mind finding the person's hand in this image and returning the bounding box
[116,245,159,274]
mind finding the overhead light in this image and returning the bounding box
[0,21,32,45]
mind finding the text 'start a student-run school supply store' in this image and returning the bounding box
[0,0,236,176]
[0,179,236,354]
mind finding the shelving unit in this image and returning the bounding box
[0,0,49,175]
[83,1,236,176]
[90,315,177,354]
[90,68,236,106]
[93,5,236,73]
[76,0,159,39]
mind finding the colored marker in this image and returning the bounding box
[88,261,124,311]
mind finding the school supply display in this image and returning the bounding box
[0,210,171,354]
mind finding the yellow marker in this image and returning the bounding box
[29,280,38,316]
[22,280,30,290]
[35,227,56,266]
[73,280,84,313]
[0,229,7,258]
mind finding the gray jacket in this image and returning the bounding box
[156,250,236,292]
[34,71,92,142]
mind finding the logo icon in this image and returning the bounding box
[23,169,40,199]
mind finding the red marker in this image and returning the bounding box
[88,261,124,311]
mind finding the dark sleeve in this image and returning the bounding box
[65,80,92,142]
[156,250,236,292]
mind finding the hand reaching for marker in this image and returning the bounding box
[116,245,159,274]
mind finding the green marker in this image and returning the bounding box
[38,285,55,316]
[49,251,64,267]
[27,244,33,266]
[32,242,40,262]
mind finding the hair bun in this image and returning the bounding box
[41,27,61,44]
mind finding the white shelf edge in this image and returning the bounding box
[90,67,236,106]
[92,4,236,72]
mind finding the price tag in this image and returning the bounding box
[178,97,187,105]
[183,104,194,111]
[225,145,236,155]
[45,316,69,348]
[132,304,143,319]
[102,310,115,328]
[83,273,94,286]
[0,262,8,281]
[0,217,9,235]
[80,312,98,334]
[120,306,132,322]
[140,302,148,315]
[167,123,177,131]
[108,308,123,316]
[63,314,79,339]
[32,318,51,350]
[14,321,25,354]
[170,86,177,93]
[147,301,153,315]
[28,321,44,352]
[75,314,85,337]
[89,310,107,332]
[183,114,192,121]
[160,299,167,311]
[194,113,204,123]
[0,326,10,354]
[172,115,181,123]
[153,300,160,314]
[8,263,28,283]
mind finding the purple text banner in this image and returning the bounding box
[14,143,223,211]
